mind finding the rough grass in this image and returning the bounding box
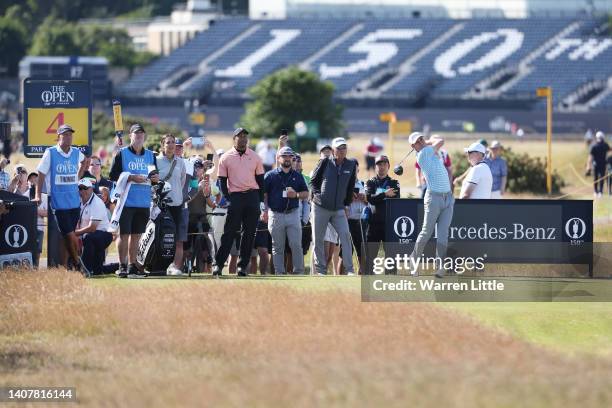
[2,269,612,407]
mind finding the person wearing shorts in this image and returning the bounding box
[109,124,158,277]
[250,219,271,275]
[35,124,90,275]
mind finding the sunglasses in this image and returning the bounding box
[78,186,90,191]
[90,162,101,166]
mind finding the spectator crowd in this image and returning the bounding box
[0,124,609,276]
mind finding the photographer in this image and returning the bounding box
[75,179,112,276]
[8,165,29,197]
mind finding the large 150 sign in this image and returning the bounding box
[213,27,612,80]
[23,79,92,158]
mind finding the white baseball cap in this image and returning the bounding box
[408,132,424,145]
[596,131,605,140]
[490,140,502,149]
[464,142,486,155]
[78,178,93,189]
[332,137,347,148]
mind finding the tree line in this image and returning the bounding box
[0,0,183,76]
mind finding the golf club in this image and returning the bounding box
[393,148,415,176]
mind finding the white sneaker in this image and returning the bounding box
[435,270,445,279]
[167,264,183,276]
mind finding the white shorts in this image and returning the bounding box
[324,224,338,244]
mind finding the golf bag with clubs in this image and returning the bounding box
[136,181,176,275]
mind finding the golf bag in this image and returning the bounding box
[136,181,176,275]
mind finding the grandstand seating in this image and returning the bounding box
[119,17,612,111]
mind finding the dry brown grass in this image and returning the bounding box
[1,269,612,407]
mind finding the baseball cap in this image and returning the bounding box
[375,154,390,164]
[490,140,502,149]
[78,178,93,189]
[57,124,75,135]
[332,137,347,148]
[278,146,294,156]
[408,132,424,145]
[319,144,332,152]
[464,142,487,155]
[294,153,302,161]
[478,138,488,147]
[130,124,145,133]
[596,131,605,140]
[175,137,183,146]
[233,127,249,137]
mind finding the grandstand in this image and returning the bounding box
[119,15,612,111]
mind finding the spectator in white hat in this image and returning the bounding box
[460,142,493,199]
[74,178,113,276]
[310,137,357,275]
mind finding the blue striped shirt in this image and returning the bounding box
[416,146,451,193]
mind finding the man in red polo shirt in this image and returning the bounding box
[213,127,265,277]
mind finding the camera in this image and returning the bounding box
[0,200,15,210]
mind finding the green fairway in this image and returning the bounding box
[446,302,612,356]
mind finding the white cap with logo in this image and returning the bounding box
[332,137,347,148]
[408,132,424,145]
[464,142,487,155]
[78,178,93,189]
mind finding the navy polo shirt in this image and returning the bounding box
[264,167,308,212]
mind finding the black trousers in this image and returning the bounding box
[82,230,113,274]
[348,219,365,262]
[215,190,261,270]
[594,165,605,194]
[365,220,395,275]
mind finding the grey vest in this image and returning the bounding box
[313,158,356,210]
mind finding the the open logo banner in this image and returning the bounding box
[23,79,92,157]
[385,199,593,273]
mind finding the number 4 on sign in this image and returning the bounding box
[46,112,64,134]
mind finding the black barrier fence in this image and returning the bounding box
[0,191,37,269]
[384,198,594,275]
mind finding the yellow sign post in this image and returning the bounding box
[536,86,553,194]
[379,112,397,164]
[189,112,206,125]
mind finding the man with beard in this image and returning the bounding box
[213,128,265,277]
[264,146,309,275]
